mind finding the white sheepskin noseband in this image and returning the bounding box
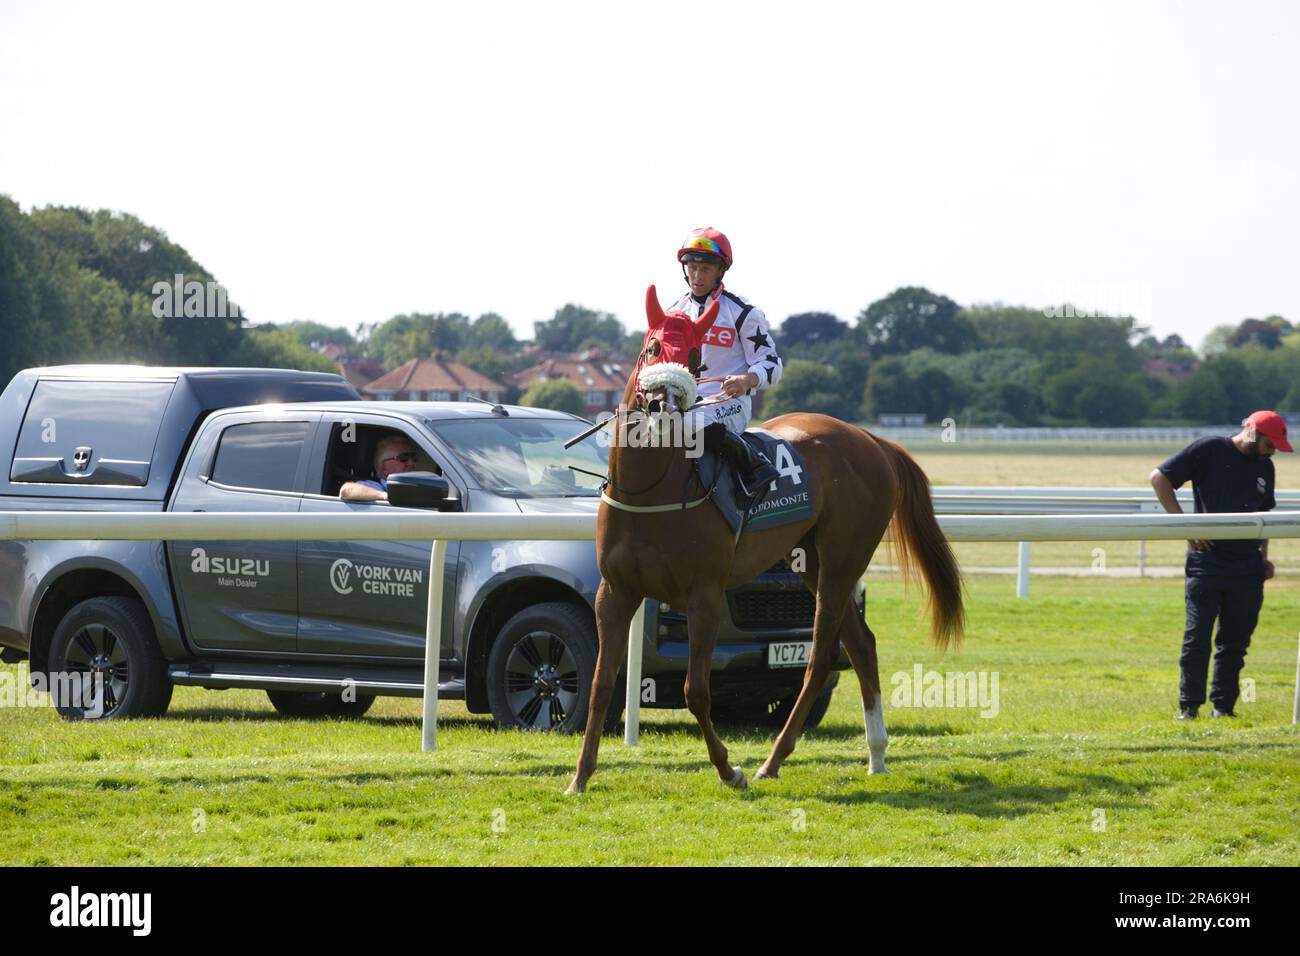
[637,362,696,409]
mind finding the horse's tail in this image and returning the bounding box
[876,436,965,653]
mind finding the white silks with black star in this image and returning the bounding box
[670,286,784,399]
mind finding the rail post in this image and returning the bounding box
[623,600,647,746]
[1293,625,1299,725]
[421,538,448,753]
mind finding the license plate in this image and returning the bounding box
[767,641,811,669]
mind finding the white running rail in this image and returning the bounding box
[2,509,1297,737]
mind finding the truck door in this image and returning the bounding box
[296,418,461,661]
[168,415,319,653]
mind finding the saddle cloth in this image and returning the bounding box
[696,427,815,535]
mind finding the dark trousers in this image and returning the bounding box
[1180,574,1263,711]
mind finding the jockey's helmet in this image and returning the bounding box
[677,227,733,270]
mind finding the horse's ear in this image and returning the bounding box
[645,285,666,330]
[692,299,720,345]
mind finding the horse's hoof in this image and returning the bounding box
[868,763,890,775]
[564,779,587,796]
[754,767,779,780]
[724,766,748,790]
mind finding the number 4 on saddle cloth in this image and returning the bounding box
[696,427,816,538]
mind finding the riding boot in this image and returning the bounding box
[703,423,780,497]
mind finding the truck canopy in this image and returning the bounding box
[0,366,359,502]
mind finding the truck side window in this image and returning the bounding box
[323,423,440,496]
[210,421,312,493]
[11,380,175,485]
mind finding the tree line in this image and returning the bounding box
[0,198,340,382]
[2,200,1290,425]
[0,199,635,398]
[764,289,1296,426]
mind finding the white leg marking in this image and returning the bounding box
[865,692,889,774]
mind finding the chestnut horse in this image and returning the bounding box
[565,287,964,794]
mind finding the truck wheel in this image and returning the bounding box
[266,690,376,718]
[714,673,839,731]
[47,596,173,720]
[485,602,621,734]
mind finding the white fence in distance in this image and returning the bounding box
[873,425,1243,443]
[930,487,1300,594]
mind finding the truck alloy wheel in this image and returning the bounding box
[61,622,129,716]
[486,602,619,734]
[47,596,173,720]
[505,630,581,729]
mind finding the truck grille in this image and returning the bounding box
[729,589,815,629]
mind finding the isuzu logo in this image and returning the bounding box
[190,547,270,578]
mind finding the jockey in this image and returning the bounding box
[671,226,782,494]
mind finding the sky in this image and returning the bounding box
[1,0,1297,352]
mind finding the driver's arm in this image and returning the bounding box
[340,481,387,502]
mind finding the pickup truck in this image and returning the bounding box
[0,365,844,731]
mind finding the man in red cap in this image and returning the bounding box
[1150,410,1292,720]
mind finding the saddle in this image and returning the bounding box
[695,428,815,537]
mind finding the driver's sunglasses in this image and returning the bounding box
[382,452,419,465]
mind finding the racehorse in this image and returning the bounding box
[565,286,964,794]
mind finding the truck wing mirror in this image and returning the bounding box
[387,471,459,511]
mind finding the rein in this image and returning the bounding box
[602,455,711,512]
[604,343,677,499]
[600,491,710,513]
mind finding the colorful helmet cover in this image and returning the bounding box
[676,227,733,269]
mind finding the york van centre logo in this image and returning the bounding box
[329,558,423,597]
[330,558,355,595]
[50,886,151,936]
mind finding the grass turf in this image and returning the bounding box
[2,575,1296,866]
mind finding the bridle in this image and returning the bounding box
[598,338,725,511]
[605,338,681,499]
[576,290,727,513]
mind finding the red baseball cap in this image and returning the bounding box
[1243,410,1293,452]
